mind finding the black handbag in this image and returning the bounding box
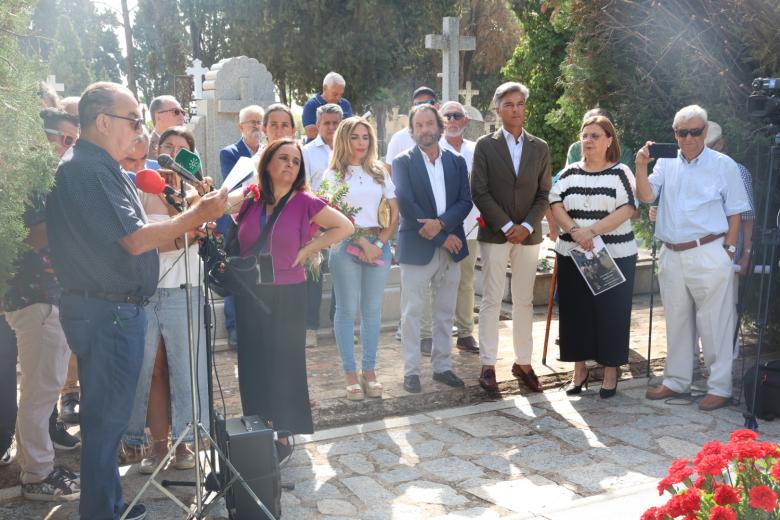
[743,360,780,421]
[210,190,292,296]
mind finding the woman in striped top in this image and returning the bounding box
[549,115,638,399]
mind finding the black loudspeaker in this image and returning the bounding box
[216,415,282,519]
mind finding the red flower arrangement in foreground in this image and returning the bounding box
[642,429,780,519]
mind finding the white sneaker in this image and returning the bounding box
[306,330,318,348]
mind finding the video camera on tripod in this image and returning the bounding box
[747,78,780,123]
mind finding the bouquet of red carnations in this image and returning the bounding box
[642,429,780,519]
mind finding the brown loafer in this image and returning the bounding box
[456,336,479,353]
[698,394,731,411]
[645,385,682,400]
[511,363,542,393]
[478,367,498,392]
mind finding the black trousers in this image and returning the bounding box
[234,282,313,435]
[0,315,16,453]
[558,253,637,367]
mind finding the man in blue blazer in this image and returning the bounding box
[393,104,473,394]
[218,105,265,348]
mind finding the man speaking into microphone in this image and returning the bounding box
[46,82,227,520]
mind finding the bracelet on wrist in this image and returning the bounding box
[374,239,385,249]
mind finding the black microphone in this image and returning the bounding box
[157,154,203,187]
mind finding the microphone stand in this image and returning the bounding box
[123,180,274,519]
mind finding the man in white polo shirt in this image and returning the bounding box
[438,101,479,353]
[635,104,750,411]
[302,103,343,347]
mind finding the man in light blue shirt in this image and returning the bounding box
[635,104,750,411]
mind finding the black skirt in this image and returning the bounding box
[234,282,313,435]
[557,253,637,367]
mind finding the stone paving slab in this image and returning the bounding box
[7,377,778,518]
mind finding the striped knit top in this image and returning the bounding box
[549,162,638,259]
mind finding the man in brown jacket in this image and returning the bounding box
[471,82,552,393]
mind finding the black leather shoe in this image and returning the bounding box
[455,336,479,353]
[60,393,80,424]
[433,370,465,388]
[403,375,421,393]
[565,369,590,396]
[420,338,432,357]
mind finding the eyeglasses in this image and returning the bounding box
[44,128,76,147]
[580,132,607,140]
[674,127,705,138]
[413,99,435,106]
[240,120,263,127]
[103,113,146,131]
[160,144,188,156]
[443,112,465,121]
[158,108,186,117]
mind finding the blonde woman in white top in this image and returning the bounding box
[322,117,399,400]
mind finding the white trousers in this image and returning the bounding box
[478,241,540,366]
[5,304,71,483]
[400,249,461,377]
[658,239,736,397]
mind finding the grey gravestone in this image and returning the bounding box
[190,56,275,184]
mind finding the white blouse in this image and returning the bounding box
[549,162,638,259]
[322,165,396,229]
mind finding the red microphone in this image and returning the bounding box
[135,168,168,195]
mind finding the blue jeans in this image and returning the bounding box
[223,295,237,344]
[330,242,392,373]
[125,287,209,446]
[59,293,146,520]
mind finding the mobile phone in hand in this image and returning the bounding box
[649,143,679,159]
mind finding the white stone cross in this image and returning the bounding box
[425,17,476,102]
[45,75,64,94]
[459,81,480,107]
[186,59,208,100]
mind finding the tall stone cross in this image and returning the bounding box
[459,81,479,107]
[425,17,476,102]
[186,59,208,100]
[45,75,64,94]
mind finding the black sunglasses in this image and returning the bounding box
[443,112,465,121]
[44,128,76,147]
[674,127,705,138]
[103,113,145,131]
[158,108,186,117]
[413,99,436,106]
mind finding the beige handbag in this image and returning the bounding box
[377,197,392,228]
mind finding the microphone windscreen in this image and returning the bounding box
[157,154,174,168]
[135,168,166,194]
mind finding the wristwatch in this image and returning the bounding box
[373,238,385,249]
[724,244,737,254]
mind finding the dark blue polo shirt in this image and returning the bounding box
[46,139,159,298]
[301,94,353,127]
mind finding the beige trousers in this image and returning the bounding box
[454,240,479,337]
[5,304,71,483]
[478,241,540,366]
[659,239,736,397]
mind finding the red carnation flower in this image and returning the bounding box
[709,506,737,520]
[730,429,759,443]
[771,461,780,481]
[476,215,486,228]
[640,507,661,520]
[696,453,728,476]
[667,458,694,483]
[727,440,779,461]
[714,485,740,506]
[749,485,777,512]
[695,441,724,464]
[694,476,707,489]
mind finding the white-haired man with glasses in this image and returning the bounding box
[636,104,750,411]
[148,95,186,159]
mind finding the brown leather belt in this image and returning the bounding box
[663,233,725,252]
[358,227,382,237]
